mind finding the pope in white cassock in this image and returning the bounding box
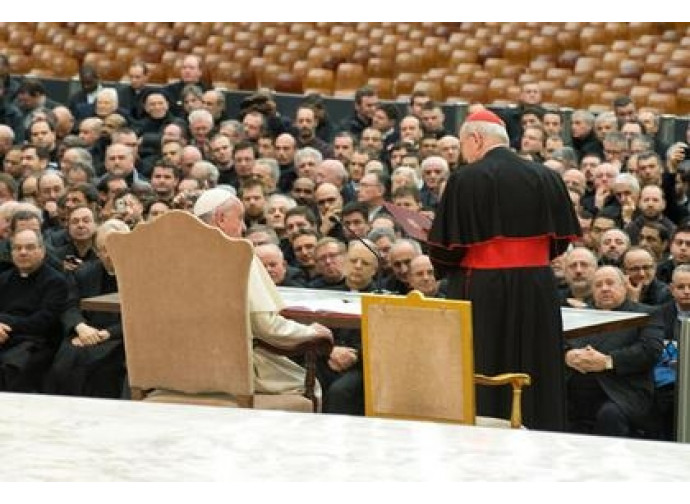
[193,188,333,397]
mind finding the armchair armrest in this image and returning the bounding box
[474,373,532,428]
[255,338,334,412]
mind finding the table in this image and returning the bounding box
[1,392,688,481]
[81,287,650,338]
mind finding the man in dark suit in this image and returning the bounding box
[0,228,68,391]
[43,219,129,398]
[565,265,664,437]
[655,264,690,440]
[118,61,152,122]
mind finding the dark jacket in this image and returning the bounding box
[566,300,664,421]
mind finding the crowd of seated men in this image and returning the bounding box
[1,52,689,441]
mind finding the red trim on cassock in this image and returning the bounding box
[461,236,551,269]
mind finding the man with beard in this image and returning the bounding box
[290,177,316,208]
[293,106,334,160]
[597,228,630,267]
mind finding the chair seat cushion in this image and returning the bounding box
[476,416,518,429]
[144,389,313,412]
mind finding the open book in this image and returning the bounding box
[277,287,362,316]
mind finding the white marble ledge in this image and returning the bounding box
[0,392,689,482]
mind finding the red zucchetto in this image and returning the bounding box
[464,109,505,127]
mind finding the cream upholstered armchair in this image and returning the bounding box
[106,210,330,412]
[361,291,531,428]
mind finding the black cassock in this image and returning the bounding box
[44,261,125,398]
[428,146,581,431]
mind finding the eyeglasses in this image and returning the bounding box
[316,252,343,264]
[392,258,412,269]
[11,243,40,252]
[317,197,338,207]
[625,264,655,273]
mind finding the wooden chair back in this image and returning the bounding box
[107,211,254,399]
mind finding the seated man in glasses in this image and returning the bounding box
[621,247,671,306]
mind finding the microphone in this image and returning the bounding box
[330,215,388,294]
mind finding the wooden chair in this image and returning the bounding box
[361,291,531,428]
[303,68,334,96]
[367,77,394,100]
[106,211,329,412]
[334,62,366,97]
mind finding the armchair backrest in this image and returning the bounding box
[361,290,476,424]
[107,210,254,396]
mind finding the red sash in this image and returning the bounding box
[460,236,550,269]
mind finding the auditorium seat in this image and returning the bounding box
[528,59,550,80]
[276,51,300,69]
[367,77,394,100]
[666,67,690,85]
[394,72,422,97]
[303,68,334,95]
[657,79,680,94]
[50,55,79,79]
[610,77,636,95]
[144,63,167,85]
[545,67,571,86]
[552,88,581,108]
[291,60,310,81]
[581,82,605,107]
[556,31,579,51]
[484,58,508,78]
[677,87,690,115]
[579,26,607,50]
[501,64,524,81]
[487,78,515,104]
[556,50,580,70]
[395,51,424,74]
[538,80,558,102]
[593,69,616,85]
[367,57,394,78]
[459,82,487,104]
[7,53,33,74]
[470,69,491,86]
[530,35,557,59]
[602,51,626,71]
[306,47,331,68]
[563,75,586,90]
[647,92,678,114]
[619,59,643,79]
[573,57,599,78]
[334,63,366,97]
[629,46,651,60]
[630,86,653,108]
[441,74,464,101]
[212,61,242,87]
[640,73,664,88]
[273,72,303,95]
[412,80,442,102]
[257,63,285,91]
[611,40,632,52]
[645,53,666,73]
[262,44,282,64]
